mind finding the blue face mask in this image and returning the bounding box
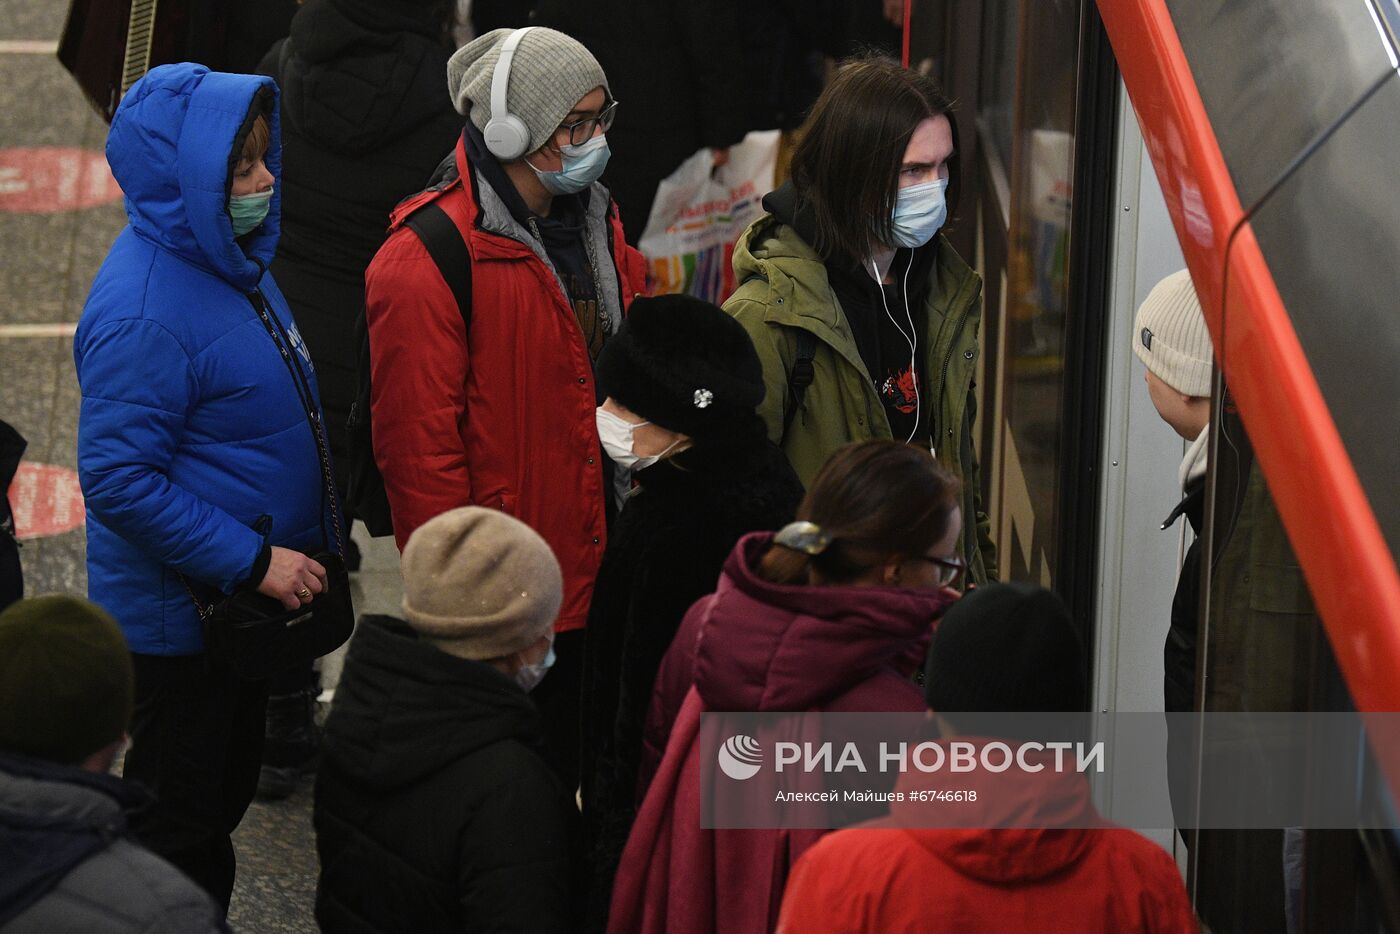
[889,177,948,249]
[514,644,556,692]
[527,135,610,196]
[229,188,273,236]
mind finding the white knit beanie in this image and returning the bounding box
[1133,269,1214,397]
[446,27,608,158]
[400,507,563,661]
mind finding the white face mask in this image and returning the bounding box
[515,644,556,692]
[596,406,675,472]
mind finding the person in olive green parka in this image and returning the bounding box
[724,57,996,583]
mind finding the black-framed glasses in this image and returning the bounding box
[560,98,619,146]
[910,553,966,588]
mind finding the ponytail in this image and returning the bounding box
[755,441,960,587]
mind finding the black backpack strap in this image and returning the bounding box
[784,330,818,436]
[344,200,473,539]
[404,201,473,332]
[741,272,816,438]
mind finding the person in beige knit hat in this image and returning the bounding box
[1134,267,1214,446]
[399,506,564,680]
[362,24,648,795]
[312,507,577,931]
[1133,268,1215,846]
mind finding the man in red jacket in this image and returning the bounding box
[777,584,1199,933]
[363,26,647,785]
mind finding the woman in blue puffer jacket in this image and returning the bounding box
[74,62,336,912]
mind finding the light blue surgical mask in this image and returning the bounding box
[515,644,556,692]
[527,135,610,196]
[889,177,948,249]
[229,188,273,236]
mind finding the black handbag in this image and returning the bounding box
[194,547,352,681]
[183,290,355,680]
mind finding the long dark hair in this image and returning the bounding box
[790,56,958,264]
[758,440,960,586]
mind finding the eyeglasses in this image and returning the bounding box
[910,553,966,588]
[559,98,620,146]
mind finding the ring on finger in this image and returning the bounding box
[295,587,312,600]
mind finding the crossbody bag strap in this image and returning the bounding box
[179,513,274,618]
[739,272,817,437]
[249,290,345,559]
[179,292,342,613]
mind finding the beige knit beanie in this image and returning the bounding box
[400,507,563,661]
[446,27,609,157]
[1133,268,1215,398]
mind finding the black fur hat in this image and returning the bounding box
[597,294,765,440]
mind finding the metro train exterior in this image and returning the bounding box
[906,0,1400,928]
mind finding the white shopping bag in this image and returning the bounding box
[638,129,780,305]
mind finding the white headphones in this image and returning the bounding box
[483,27,536,161]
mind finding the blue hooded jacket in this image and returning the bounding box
[75,63,332,655]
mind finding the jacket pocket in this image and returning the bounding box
[1247,562,1315,615]
[1243,481,1315,616]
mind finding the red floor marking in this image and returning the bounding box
[10,463,85,538]
[0,147,123,214]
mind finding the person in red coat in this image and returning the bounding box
[607,440,966,934]
[364,26,648,785]
[776,583,1199,934]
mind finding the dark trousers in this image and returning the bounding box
[123,652,270,912]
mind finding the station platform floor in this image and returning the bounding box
[2,5,403,930]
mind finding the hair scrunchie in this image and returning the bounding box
[773,521,833,556]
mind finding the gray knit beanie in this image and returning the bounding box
[1133,268,1214,398]
[447,27,609,157]
[400,507,563,661]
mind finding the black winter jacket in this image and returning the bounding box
[1163,475,1202,833]
[579,423,803,928]
[257,0,461,477]
[314,615,576,933]
[1164,476,1204,715]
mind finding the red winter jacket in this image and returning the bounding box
[608,533,957,934]
[777,750,1199,934]
[365,134,647,633]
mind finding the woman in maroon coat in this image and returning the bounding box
[608,440,967,934]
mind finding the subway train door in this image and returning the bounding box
[908,0,1183,692]
[907,0,1203,857]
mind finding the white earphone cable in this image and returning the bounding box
[873,252,920,445]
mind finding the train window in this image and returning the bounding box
[984,0,1081,588]
[976,0,1018,224]
[918,0,1113,599]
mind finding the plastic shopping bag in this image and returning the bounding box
[638,129,780,304]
